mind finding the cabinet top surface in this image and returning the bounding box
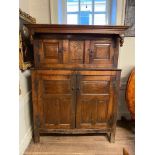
[25,24,128,35]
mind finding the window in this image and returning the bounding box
[67,0,116,25]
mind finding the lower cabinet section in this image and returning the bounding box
[32,69,121,143]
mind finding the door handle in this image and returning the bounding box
[72,87,76,91]
[77,87,80,90]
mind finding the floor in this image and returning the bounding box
[24,121,135,155]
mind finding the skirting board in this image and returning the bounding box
[19,127,32,155]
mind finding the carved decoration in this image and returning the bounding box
[69,41,84,63]
[119,35,124,47]
[19,9,36,71]
[19,9,36,23]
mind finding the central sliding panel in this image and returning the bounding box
[63,40,85,64]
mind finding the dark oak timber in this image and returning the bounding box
[27,24,128,143]
[26,24,128,35]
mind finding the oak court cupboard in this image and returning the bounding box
[26,24,128,143]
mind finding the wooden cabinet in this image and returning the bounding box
[76,70,119,129]
[27,24,128,143]
[35,70,75,130]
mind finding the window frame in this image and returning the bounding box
[66,0,112,25]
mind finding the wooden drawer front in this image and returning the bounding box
[76,71,120,129]
[33,70,75,129]
[88,40,115,67]
[34,40,63,67]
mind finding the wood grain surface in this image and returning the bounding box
[29,24,128,143]
[126,69,135,120]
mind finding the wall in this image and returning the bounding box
[28,0,51,24]
[19,1,32,154]
[50,0,67,24]
[19,0,51,155]
[118,37,135,119]
[19,70,32,155]
[19,0,29,13]
[116,0,135,119]
[50,0,58,24]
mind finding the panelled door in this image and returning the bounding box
[33,70,119,130]
[35,70,76,129]
[76,71,118,129]
[88,40,115,67]
[34,39,63,67]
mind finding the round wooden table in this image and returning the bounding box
[125,68,135,120]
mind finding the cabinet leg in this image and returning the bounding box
[33,129,40,143]
[110,131,116,143]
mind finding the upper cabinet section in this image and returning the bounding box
[26,24,128,68]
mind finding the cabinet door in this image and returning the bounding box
[33,70,76,130]
[76,71,119,129]
[34,40,63,67]
[88,40,115,67]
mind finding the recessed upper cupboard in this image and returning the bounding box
[27,25,128,69]
[33,38,118,68]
